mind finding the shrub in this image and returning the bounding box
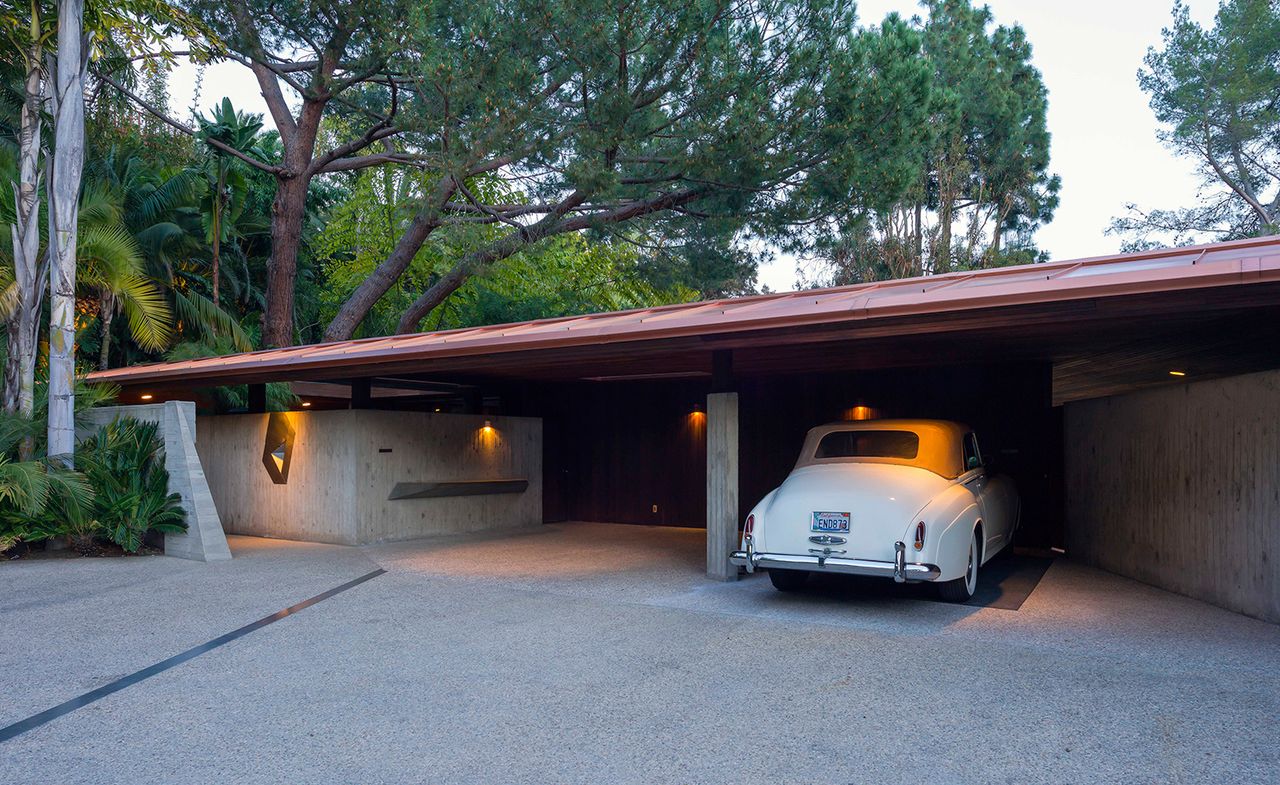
[0,444,94,552]
[77,418,187,552]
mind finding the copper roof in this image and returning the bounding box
[87,235,1280,387]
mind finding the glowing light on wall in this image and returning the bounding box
[1168,370,1187,377]
[301,401,312,407]
[685,403,706,441]
[477,418,499,451]
[261,412,296,485]
[140,393,153,401]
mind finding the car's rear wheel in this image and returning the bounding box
[768,569,809,592]
[938,531,979,602]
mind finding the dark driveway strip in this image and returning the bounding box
[0,568,386,743]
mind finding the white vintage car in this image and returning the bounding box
[729,419,1019,602]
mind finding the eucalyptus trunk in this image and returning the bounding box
[47,0,85,466]
[5,45,44,433]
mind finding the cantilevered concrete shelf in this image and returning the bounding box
[387,479,529,501]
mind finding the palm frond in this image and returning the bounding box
[135,169,204,228]
[114,273,174,351]
[172,289,254,351]
[77,183,124,228]
[0,456,51,517]
[77,223,144,287]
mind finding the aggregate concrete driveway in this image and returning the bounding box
[1,522,1277,784]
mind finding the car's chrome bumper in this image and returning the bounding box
[729,539,941,582]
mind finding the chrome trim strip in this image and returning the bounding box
[729,550,940,582]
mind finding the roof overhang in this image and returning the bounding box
[86,236,1280,393]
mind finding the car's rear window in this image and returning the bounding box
[814,430,920,460]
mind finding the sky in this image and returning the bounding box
[161,0,1222,293]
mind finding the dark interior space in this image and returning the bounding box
[510,362,1065,551]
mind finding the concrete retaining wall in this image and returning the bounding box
[196,410,542,545]
[1064,369,1280,623]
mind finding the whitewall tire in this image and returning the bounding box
[938,530,979,603]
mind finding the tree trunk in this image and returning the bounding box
[394,187,691,333]
[262,173,309,347]
[5,50,43,425]
[98,291,115,370]
[396,226,547,334]
[47,0,85,466]
[395,264,472,335]
[324,203,446,342]
[212,163,224,309]
[937,199,952,274]
[324,176,459,342]
[913,201,923,272]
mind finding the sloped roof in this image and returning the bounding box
[87,235,1280,387]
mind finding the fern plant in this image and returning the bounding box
[0,385,97,551]
[77,418,186,552]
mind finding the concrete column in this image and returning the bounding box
[247,384,267,413]
[706,391,739,581]
[350,378,372,409]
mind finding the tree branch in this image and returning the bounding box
[95,71,283,175]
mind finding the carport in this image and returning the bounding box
[88,236,1280,622]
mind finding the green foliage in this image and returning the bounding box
[77,418,187,553]
[1111,0,1280,247]
[164,337,295,412]
[0,455,93,550]
[437,234,700,330]
[807,0,1059,286]
[313,166,698,334]
[0,381,110,551]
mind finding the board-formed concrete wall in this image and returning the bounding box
[1064,369,1280,623]
[196,410,541,545]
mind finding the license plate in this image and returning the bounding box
[811,511,850,533]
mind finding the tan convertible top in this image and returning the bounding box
[795,419,970,479]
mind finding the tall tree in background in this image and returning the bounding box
[1,1,54,423]
[327,1,935,337]
[808,0,1059,286]
[195,97,264,308]
[172,0,412,347]
[47,0,86,463]
[2,0,204,427]
[1111,0,1280,247]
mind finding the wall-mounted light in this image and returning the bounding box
[482,419,493,432]
[1168,370,1187,377]
[140,393,154,401]
[301,401,312,407]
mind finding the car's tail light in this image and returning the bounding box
[744,514,755,536]
[913,521,925,550]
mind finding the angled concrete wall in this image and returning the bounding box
[196,410,542,545]
[80,402,231,562]
[1064,369,1280,623]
